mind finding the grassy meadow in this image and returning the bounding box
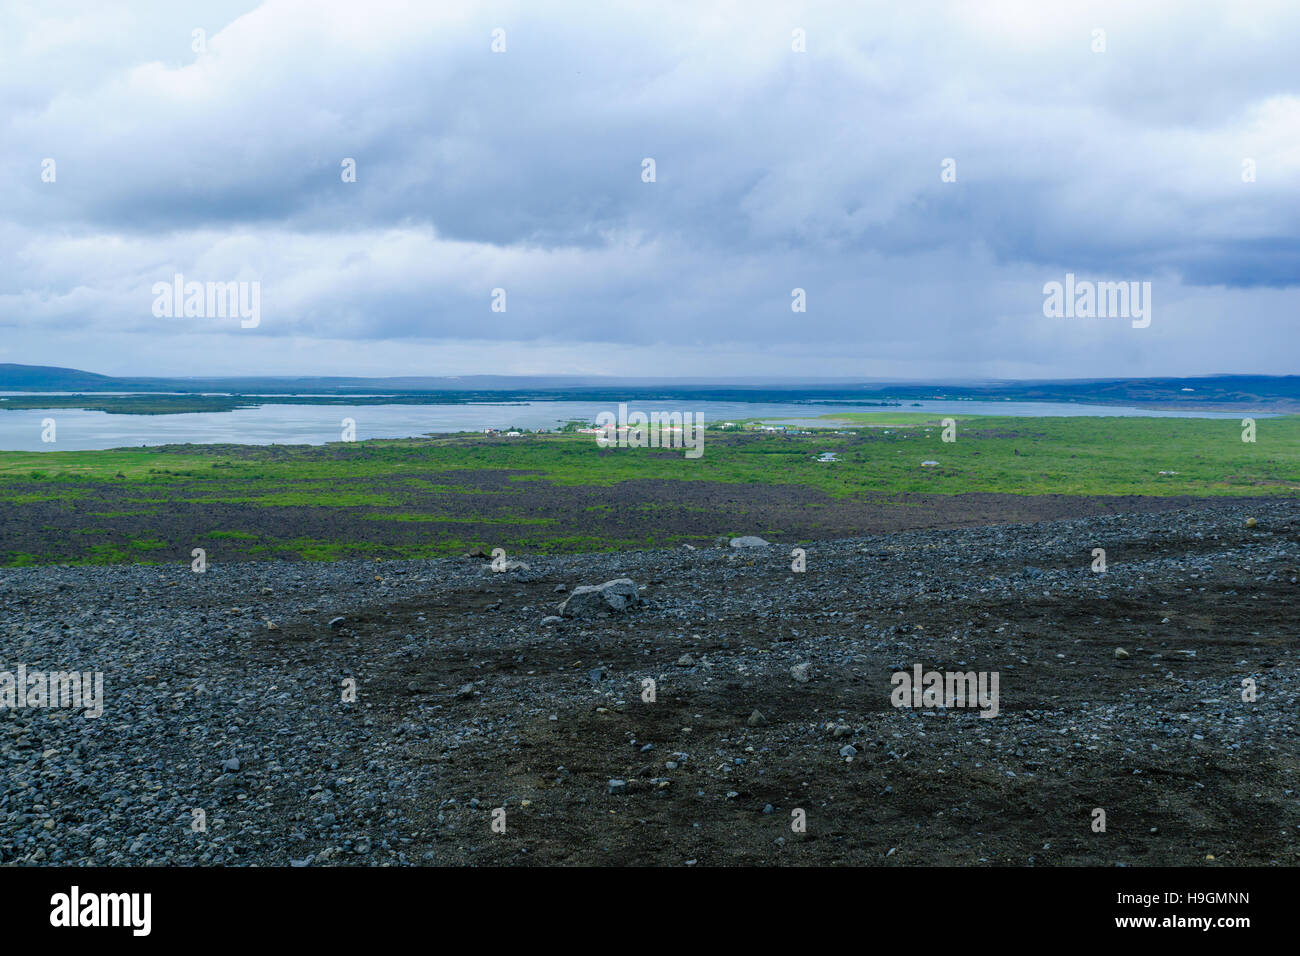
[0,413,1296,565]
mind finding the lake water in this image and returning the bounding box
[0,398,1269,452]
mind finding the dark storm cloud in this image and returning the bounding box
[1,0,1297,377]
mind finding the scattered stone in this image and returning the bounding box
[789,662,812,683]
[1114,648,1131,659]
[3,500,1291,868]
[608,779,627,795]
[746,709,768,727]
[730,536,771,548]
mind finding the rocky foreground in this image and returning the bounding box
[2,501,1298,866]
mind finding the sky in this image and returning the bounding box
[2,0,1298,380]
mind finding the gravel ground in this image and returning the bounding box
[2,500,1297,866]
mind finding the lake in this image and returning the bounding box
[0,398,1269,452]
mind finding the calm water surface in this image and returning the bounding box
[0,398,1270,452]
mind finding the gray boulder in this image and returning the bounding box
[730,536,771,548]
[559,578,644,618]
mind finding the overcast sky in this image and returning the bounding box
[2,0,1297,379]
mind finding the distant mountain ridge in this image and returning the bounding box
[0,364,118,389]
[2,363,1298,409]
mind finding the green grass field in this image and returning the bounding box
[1,414,1296,564]
[3,414,1297,497]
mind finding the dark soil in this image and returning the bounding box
[3,501,1296,866]
[0,467,1286,564]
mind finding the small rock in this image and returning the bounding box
[746,709,768,727]
[729,536,771,548]
[1114,648,1130,659]
[677,654,696,667]
[789,662,812,683]
[221,758,240,773]
[608,779,627,795]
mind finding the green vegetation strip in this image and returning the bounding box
[3,415,1298,496]
[2,415,1296,565]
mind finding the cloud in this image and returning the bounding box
[2,0,1298,376]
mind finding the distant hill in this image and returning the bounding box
[0,365,620,393]
[1,364,1298,410]
[849,376,1300,409]
[0,363,118,390]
